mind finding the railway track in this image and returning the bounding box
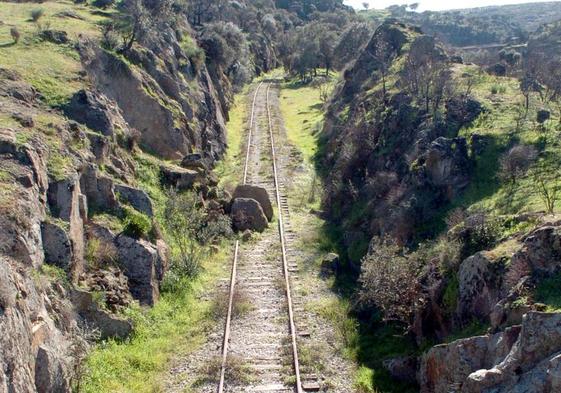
[217,82,318,393]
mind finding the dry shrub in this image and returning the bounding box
[196,355,252,386]
[211,288,254,320]
[358,237,420,323]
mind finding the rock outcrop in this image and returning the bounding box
[114,235,166,306]
[420,312,561,393]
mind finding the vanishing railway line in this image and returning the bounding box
[217,82,318,393]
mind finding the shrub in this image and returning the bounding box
[358,237,421,324]
[85,237,118,269]
[10,27,20,44]
[30,8,45,22]
[122,206,151,239]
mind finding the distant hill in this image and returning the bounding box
[361,1,561,47]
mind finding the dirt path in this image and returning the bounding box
[165,82,355,393]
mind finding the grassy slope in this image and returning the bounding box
[0,1,104,106]
[452,64,561,216]
[280,78,416,393]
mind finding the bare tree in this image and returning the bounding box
[401,37,450,113]
[531,162,561,215]
[499,144,538,186]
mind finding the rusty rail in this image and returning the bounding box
[218,81,302,393]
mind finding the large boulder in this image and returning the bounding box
[232,184,273,221]
[231,198,268,232]
[457,252,504,322]
[114,184,153,217]
[114,235,164,306]
[160,165,201,191]
[180,153,209,171]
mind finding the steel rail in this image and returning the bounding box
[218,81,302,393]
[265,83,303,393]
[218,81,263,393]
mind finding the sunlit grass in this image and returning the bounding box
[80,247,230,393]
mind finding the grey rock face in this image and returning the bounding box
[512,226,561,275]
[64,89,128,137]
[47,176,85,279]
[41,221,73,270]
[115,184,153,217]
[231,198,269,232]
[80,165,118,213]
[232,184,273,221]
[419,326,520,393]
[115,235,162,306]
[34,345,70,393]
[419,312,561,393]
[457,252,503,322]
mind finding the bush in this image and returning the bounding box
[30,8,45,22]
[358,237,421,324]
[122,206,151,239]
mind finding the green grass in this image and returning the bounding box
[214,87,249,189]
[80,247,229,393]
[0,1,107,106]
[279,80,333,163]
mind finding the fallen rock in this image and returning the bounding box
[160,165,200,191]
[231,198,268,232]
[180,152,209,171]
[114,184,153,217]
[232,184,273,221]
[320,253,339,277]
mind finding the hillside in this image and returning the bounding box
[362,1,561,47]
[318,19,561,393]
